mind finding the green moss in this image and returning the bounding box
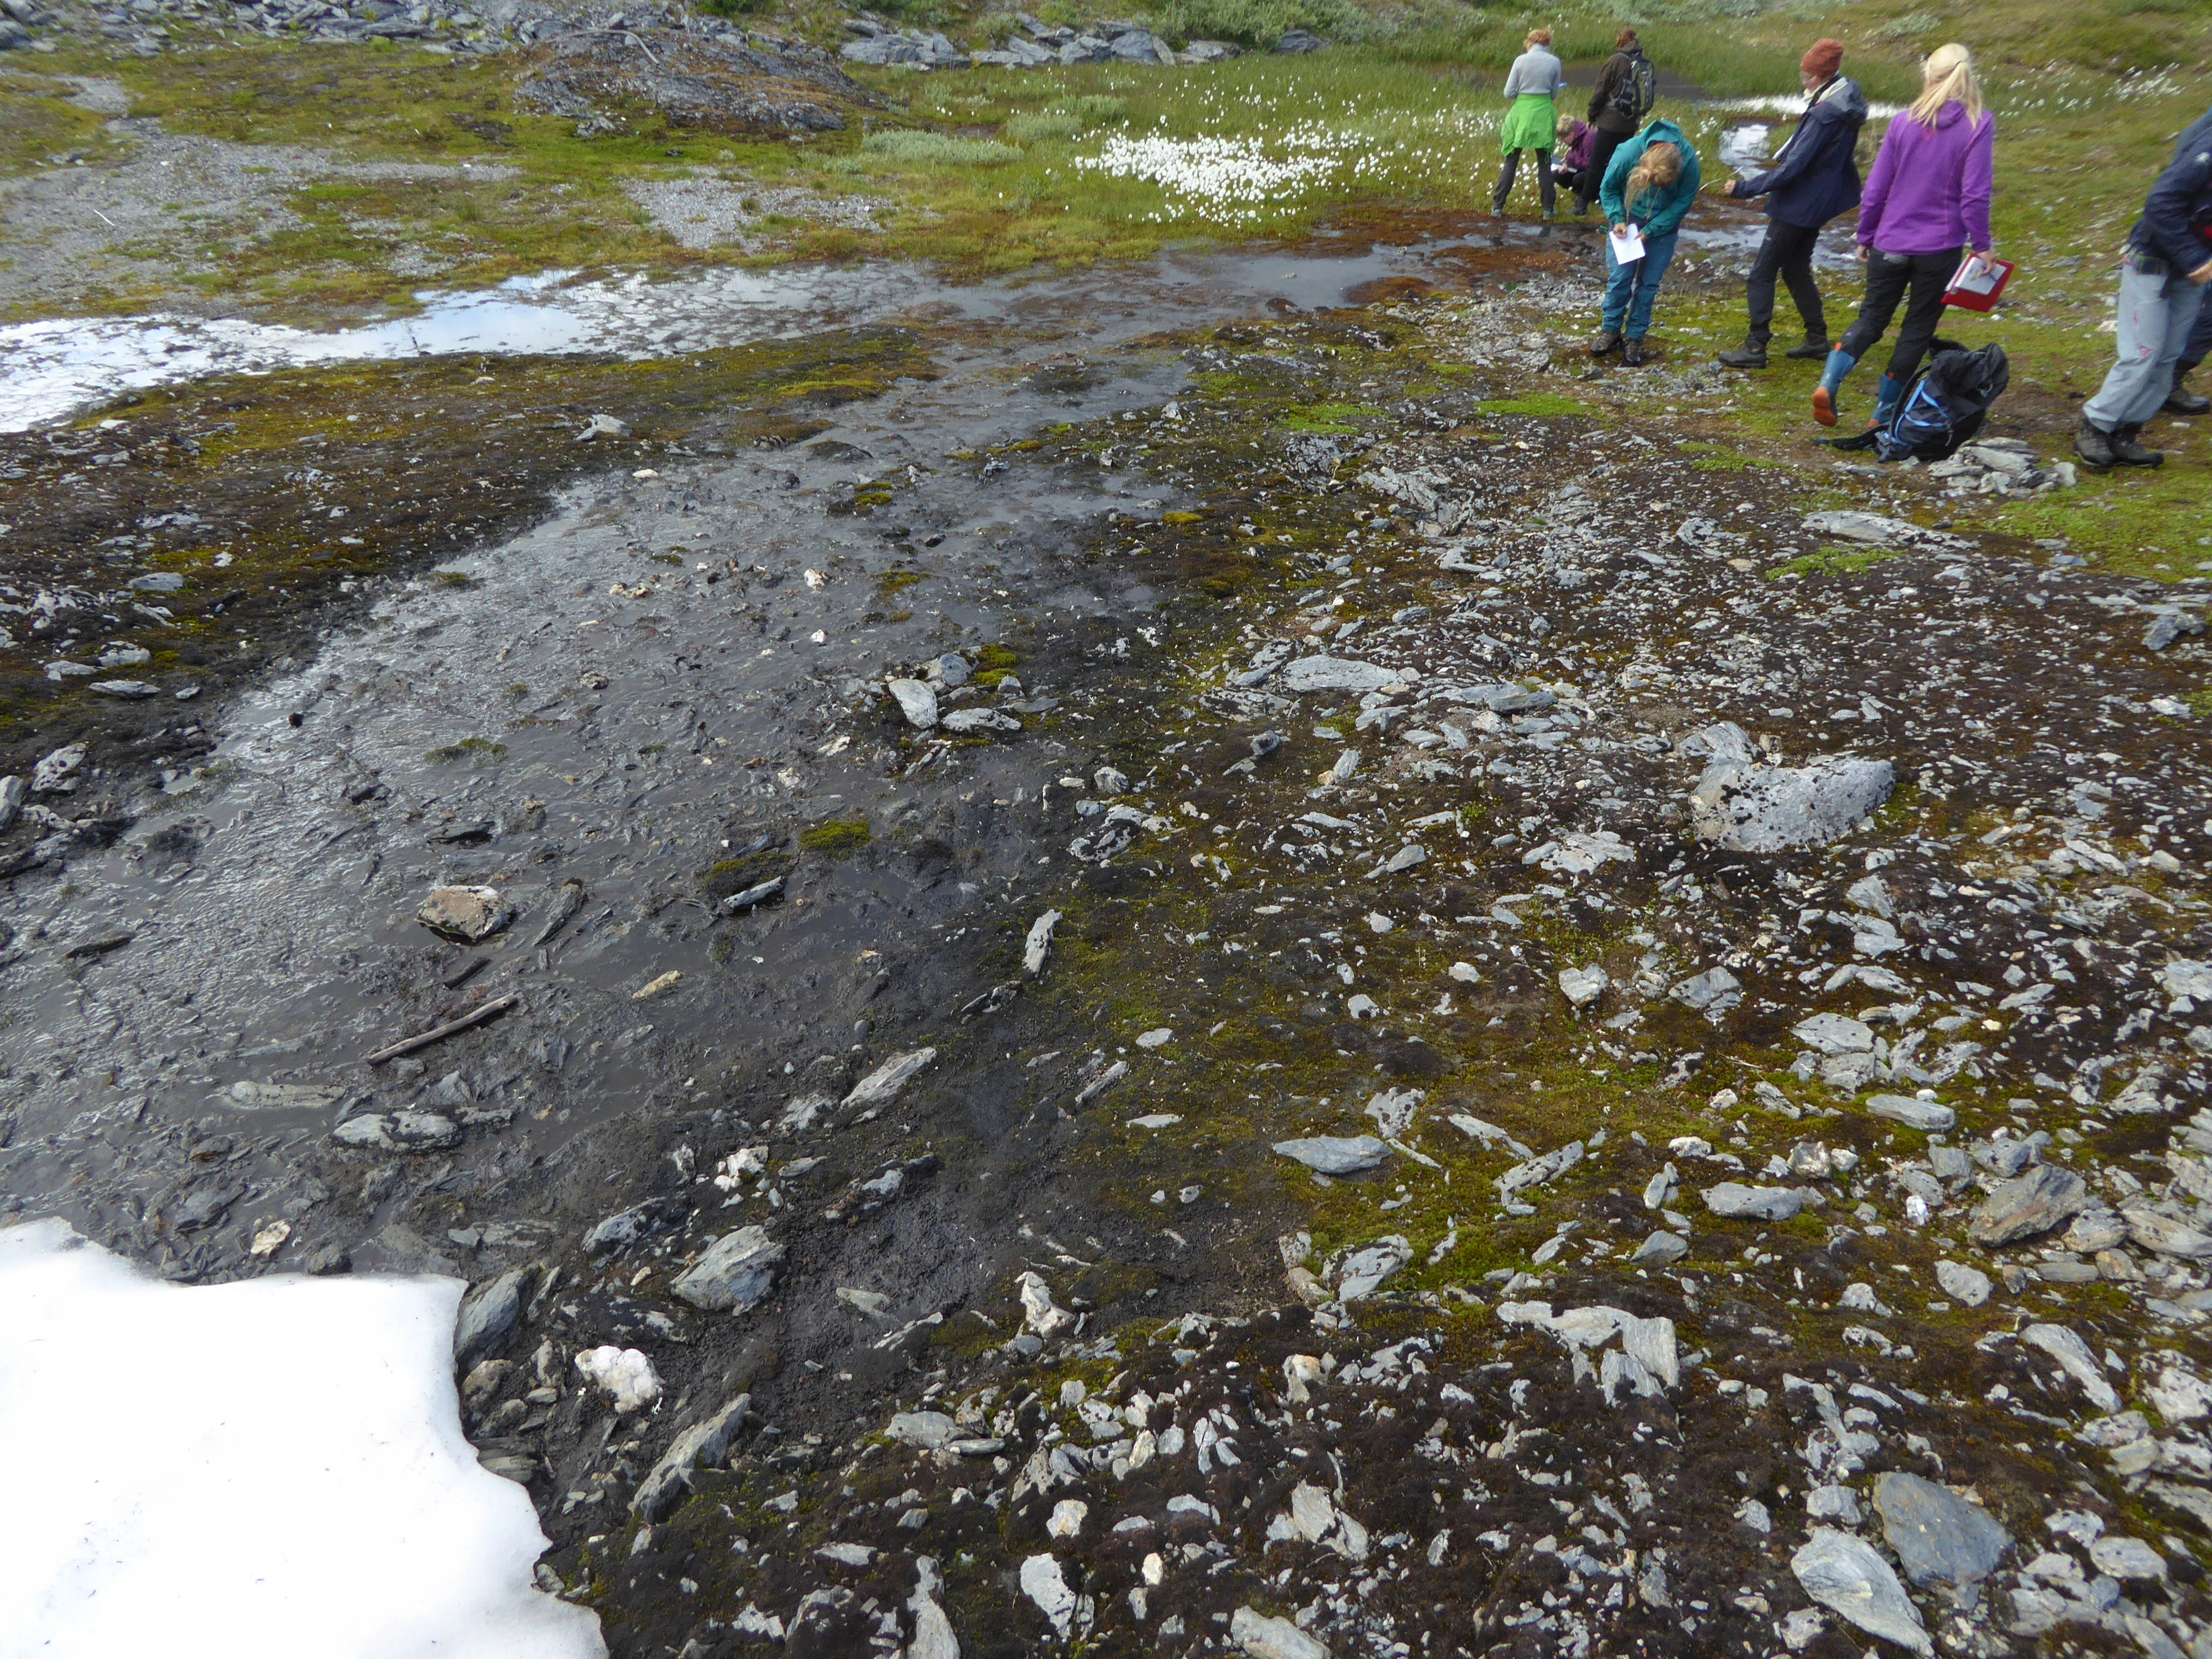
[424,735,505,763]
[430,568,475,586]
[800,818,873,857]
[1474,394,1592,419]
[1768,545,1906,580]
[1283,402,1383,434]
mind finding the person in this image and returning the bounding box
[1716,38,1867,370]
[1590,118,1703,367]
[1812,42,1994,429]
[2074,114,2212,468]
[1551,113,1595,200]
[1494,27,1566,221]
[2169,298,2212,415]
[2161,102,2212,415]
[1579,27,1656,216]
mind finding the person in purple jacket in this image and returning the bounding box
[1811,43,1994,430]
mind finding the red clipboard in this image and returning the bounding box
[1943,255,2013,312]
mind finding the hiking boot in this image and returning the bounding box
[1588,330,1622,357]
[1784,338,1832,360]
[1623,337,1647,367]
[2073,418,2117,469]
[2167,385,2211,416]
[1811,385,1838,427]
[1717,340,1768,369]
[2111,423,2165,467]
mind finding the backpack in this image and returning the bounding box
[1828,338,2010,463]
[1609,53,1656,124]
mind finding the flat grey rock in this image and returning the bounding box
[1691,737,1895,853]
[1874,1471,2010,1589]
[1866,1093,1957,1132]
[887,1410,959,1448]
[1230,1604,1329,1658]
[1702,1182,1809,1221]
[671,1225,785,1313]
[332,1110,461,1152]
[1968,1165,2088,1246]
[1274,1135,1390,1175]
[1631,1230,1688,1266]
[1280,655,1399,694]
[1791,1527,1931,1654]
[845,1047,937,1107]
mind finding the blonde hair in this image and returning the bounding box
[1526,25,1552,46]
[1910,42,1983,127]
[1555,113,1579,140]
[1623,141,1682,205]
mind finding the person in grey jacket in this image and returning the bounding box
[1493,27,1566,220]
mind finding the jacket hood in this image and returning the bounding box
[1927,98,1969,129]
[1642,117,1692,147]
[1813,76,1868,127]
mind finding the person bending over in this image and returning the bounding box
[1590,119,1703,368]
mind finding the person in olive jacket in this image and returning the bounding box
[1577,27,1656,216]
[1717,39,1867,369]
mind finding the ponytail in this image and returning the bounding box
[1909,42,1983,128]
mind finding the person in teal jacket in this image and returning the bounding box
[1590,117,1703,366]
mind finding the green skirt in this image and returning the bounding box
[1500,92,1557,155]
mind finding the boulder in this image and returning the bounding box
[1866,1094,1956,1133]
[634,1394,750,1520]
[332,1110,462,1152]
[1791,1527,1931,1654]
[1873,1471,2010,1589]
[1688,724,1894,852]
[671,1225,785,1313]
[886,677,939,729]
[1231,1605,1329,1658]
[1968,1165,2088,1246]
[1280,656,1400,694]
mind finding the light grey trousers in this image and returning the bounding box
[2083,260,2209,432]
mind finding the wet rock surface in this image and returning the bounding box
[7,242,2212,1659]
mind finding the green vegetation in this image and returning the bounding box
[1474,394,1591,420]
[800,817,873,855]
[424,735,507,762]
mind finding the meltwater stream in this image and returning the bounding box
[0,233,1558,432]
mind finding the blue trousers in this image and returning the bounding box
[1603,227,1679,340]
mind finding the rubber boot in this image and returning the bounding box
[2110,422,2166,468]
[1869,373,1906,430]
[1811,348,1857,427]
[2073,418,2116,469]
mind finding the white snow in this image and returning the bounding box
[0,1219,606,1659]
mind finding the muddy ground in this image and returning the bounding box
[7,148,2212,1659]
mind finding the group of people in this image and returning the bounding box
[1486,28,2212,469]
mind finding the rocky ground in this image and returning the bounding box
[6,129,2212,1659]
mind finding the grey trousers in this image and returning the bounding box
[2083,262,2210,432]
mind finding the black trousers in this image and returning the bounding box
[1578,127,1629,212]
[1494,148,1554,216]
[1744,220,1827,346]
[2179,288,2212,380]
[1837,248,1956,384]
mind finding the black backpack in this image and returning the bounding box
[1609,53,1656,124]
[1828,337,2010,463]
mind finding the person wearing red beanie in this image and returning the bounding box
[1716,38,1867,370]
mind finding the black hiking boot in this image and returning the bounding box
[1623,337,1647,367]
[2110,423,2165,467]
[2167,384,2211,416]
[1784,338,1832,360]
[2073,418,2117,469]
[1588,330,1622,357]
[1717,338,1768,369]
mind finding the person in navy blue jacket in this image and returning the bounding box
[2077,109,2212,468]
[1717,38,1867,370]
[2162,104,2212,416]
